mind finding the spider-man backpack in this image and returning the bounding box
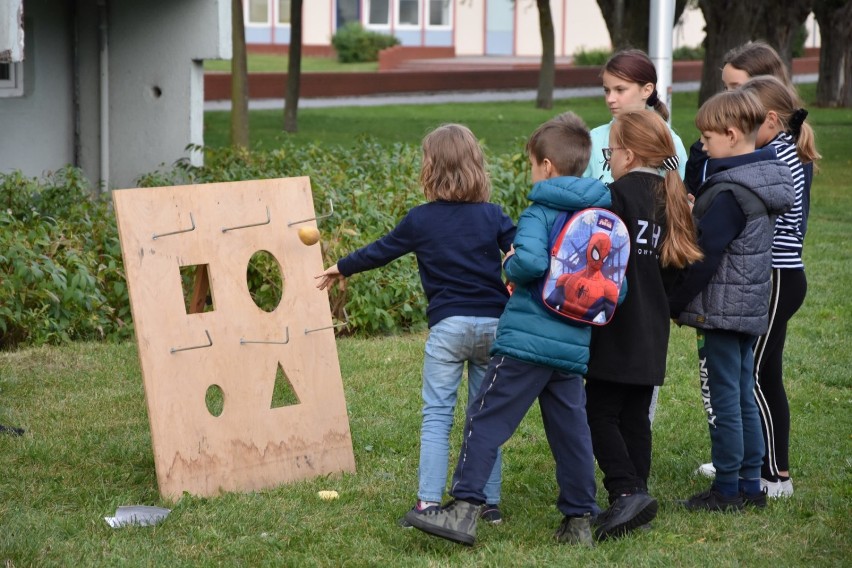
[539,208,630,325]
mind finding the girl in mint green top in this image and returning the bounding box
[583,49,688,184]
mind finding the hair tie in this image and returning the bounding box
[660,155,679,171]
[646,90,659,107]
[789,108,808,140]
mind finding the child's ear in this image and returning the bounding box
[542,158,554,178]
[725,127,739,147]
[766,110,779,130]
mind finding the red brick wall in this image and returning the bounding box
[204,57,819,101]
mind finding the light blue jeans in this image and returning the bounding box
[418,316,502,504]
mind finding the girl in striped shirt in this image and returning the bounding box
[740,75,821,498]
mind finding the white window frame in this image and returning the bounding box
[426,0,451,29]
[0,62,24,98]
[245,0,271,26]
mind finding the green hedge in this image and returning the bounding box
[0,168,132,348]
[331,22,400,63]
[0,140,528,348]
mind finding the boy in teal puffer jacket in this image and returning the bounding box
[406,112,621,547]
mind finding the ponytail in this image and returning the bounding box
[611,112,702,269]
[659,172,703,268]
[646,89,670,122]
[793,120,821,168]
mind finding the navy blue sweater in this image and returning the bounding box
[336,200,516,327]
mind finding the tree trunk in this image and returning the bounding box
[697,0,756,105]
[230,0,249,148]
[535,0,555,109]
[595,0,690,52]
[284,0,303,133]
[752,0,813,68]
[814,0,852,107]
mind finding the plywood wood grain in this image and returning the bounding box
[113,177,355,500]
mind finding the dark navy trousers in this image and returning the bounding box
[697,329,765,485]
[450,355,599,517]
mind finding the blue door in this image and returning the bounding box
[486,0,514,55]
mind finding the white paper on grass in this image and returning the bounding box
[104,505,171,528]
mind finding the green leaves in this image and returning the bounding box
[1,139,531,347]
[0,168,132,348]
[331,22,400,63]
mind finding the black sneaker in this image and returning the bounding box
[554,513,595,547]
[742,489,768,509]
[681,485,744,512]
[594,492,658,541]
[479,504,503,525]
[397,502,439,528]
[405,499,479,546]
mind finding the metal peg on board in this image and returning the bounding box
[240,327,290,345]
[152,212,195,240]
[305,309,349,335]
[222,206,271,233]
[170,329,212,354]
[287,199,334,227]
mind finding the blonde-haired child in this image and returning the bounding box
[738,74,820,498]
[669,90,795,511]
[316,123,515,525]
[586,110,703,539]
[406,112,611,547]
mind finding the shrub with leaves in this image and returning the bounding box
[141,138,529,337]
[0,167,132,348]
[331,22,400,63]
[0,140,529,347]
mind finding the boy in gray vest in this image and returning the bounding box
[668,90,794,510]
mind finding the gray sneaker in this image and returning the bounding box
[554,513,595,547]
[404,499,479,546]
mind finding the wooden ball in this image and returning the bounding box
[298,227,320,246]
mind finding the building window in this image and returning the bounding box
[277,0,291,24]
[428,0,450,26]
[398,0,418,25]
[0,62,24,98]
[368,0,390,25]
[247,0,269,25]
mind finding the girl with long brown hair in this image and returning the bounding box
[585,110,702,540]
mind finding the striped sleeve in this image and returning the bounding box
[770,134,807,270]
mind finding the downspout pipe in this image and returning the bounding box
[98,0,108,193]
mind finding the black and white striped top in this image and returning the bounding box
[769,133,811,270]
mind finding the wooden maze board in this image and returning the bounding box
[113,177,355,500]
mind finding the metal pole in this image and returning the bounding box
[649,0,675,124]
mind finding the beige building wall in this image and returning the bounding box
[454,0,485,56]
[303,0,331,46]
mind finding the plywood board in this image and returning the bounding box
[113,177,355,500]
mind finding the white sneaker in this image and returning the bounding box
[694,462,716,478]
[762,478,794,498]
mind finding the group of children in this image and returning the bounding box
[315,42,817,547]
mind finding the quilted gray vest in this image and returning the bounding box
[677,160,794,335]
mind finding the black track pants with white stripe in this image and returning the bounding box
[753,268,807,478]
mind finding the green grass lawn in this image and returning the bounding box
[2,86,850,566]
[204,54,378,73]
[203,90,614,157]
